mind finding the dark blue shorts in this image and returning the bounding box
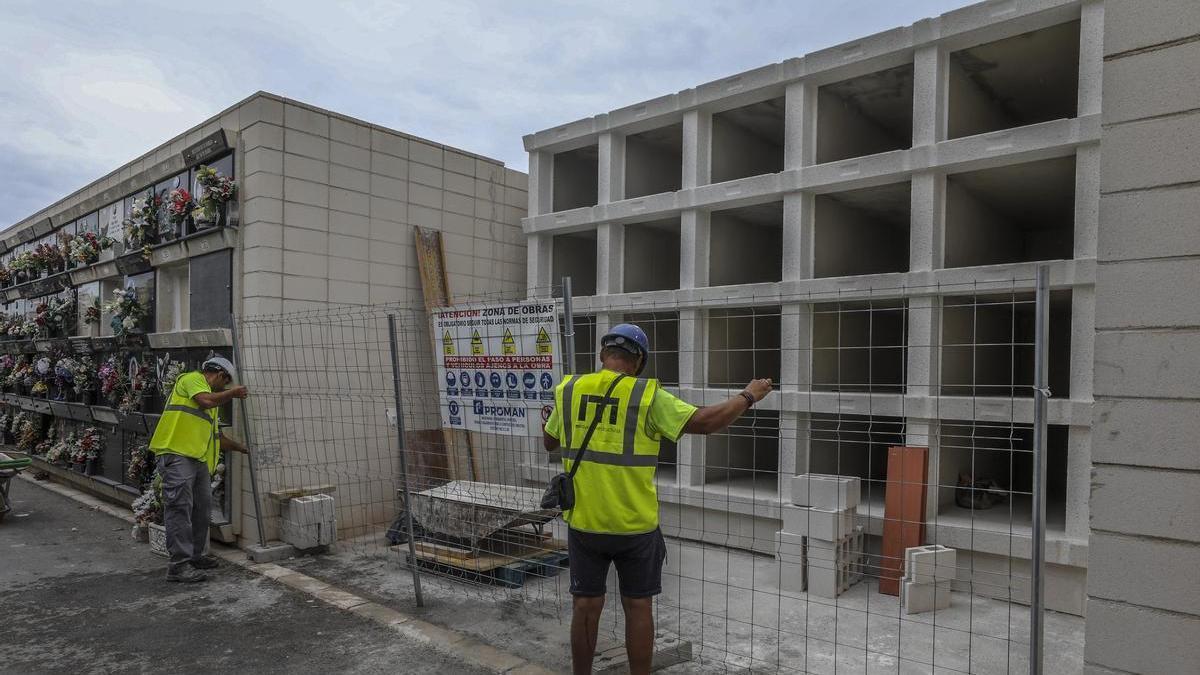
[567,527,666,598]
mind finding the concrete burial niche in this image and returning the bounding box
[708,201,783,286]
[624,311,680,385]
[808,414,906,510]
[945,156,1076,269]
[625,123,683,199]
[816,64,915,164]
[552,144,599,211]
[937,421,1069,531]
[812,300,908,393]
[814,182,912,278]
[624,217,681,292]
[711,97,785,184]
[706,305,782,389]
[551,230,597,296]
[948,20,1081,139]
[940,290,1072,399]
[704,408,780,493]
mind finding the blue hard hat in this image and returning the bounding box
[600,323,649,374]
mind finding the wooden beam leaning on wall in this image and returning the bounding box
[414,226,478,482]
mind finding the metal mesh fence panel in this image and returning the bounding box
[236,274,1074,673]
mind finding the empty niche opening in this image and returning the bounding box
[948,21,1081,139]
[940,290,1072,399]
[706,306,781,388]
[625,123,683,199]
[812,300,908,393]
[624,312,679,386]
[552,144,599,211]
[709,201,783,286]
[705,408,779,494]
[937,421,1067,532]
[711,97,785,184]
[623,217,681,292]
[814,182,912,278]
[816,64,915,164]
[552,230,597,297]
[808,414,906,512]
[944,156,1076,268]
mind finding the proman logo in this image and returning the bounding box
[578,394,620,424]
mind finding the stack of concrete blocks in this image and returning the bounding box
[901,544,956,615]
[280,493,337,551]
[777,474,864,598]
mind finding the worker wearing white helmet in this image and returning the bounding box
[149,355,249,582]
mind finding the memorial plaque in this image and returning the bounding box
[181,130,229,166]
[91,406,119,426]
[115,253,152,276]
[69,338,93,354]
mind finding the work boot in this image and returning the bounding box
[191,554,220,570]
[166,563,207,583]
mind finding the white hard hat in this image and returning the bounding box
[202,356,236,379]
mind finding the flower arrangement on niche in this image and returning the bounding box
[119,358,151,414]
[123,195,161,249]
[45,432,74,465]
[72,426,103,468]
[158,359,185,397]
[66,231,115,266]
[33,243,66,274]
[127,443,155,487]
[131,472,163,526]
[98,355,126,406]
[72,355,97,402]
[102,287,147,336]
[16,413,39,452]
[192,165,237,227]
[83,299,102,326]
[166,188,193,228]
[34,297,74,338]
[5,356,29,391]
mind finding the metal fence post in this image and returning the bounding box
[229,313,268,548]
[387,313,425,607]
[1030,265,1050,674]
[562,276,576,375]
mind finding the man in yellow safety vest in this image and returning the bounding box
[149,356,249,582]
[543,323,773,675]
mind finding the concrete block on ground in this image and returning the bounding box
[905,545,957,584]
[280,493,337,550]
[781,505,853,541]
[774,530,805,564]
[592,629,693,673]
[902,579,952,615]
[806,559,845,599]
[779,557,806,594]
[791,473,860,509]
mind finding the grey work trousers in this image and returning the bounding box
[157,453,211,572]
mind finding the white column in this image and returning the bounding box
[1070,284,1095,400]
[1077,0,1104,118]
[680,209,710,289]
[783,191,814,281]
[596,223,624,295]
[528,151,553,216]
[682,109,712,189]
[527,234,552,297]
[676,308,707,487]
[910,172,946,272]
[905,419,941,522]
[1074,143,1100,260]
[1065,426,1091,540]
[784,80,817,169]
[912,44,947,147]
[598,132,626,205]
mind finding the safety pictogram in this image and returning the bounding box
[501,328,517,355]
[442,330,455,355]
[470,330,485,355]
[536,327,553,354]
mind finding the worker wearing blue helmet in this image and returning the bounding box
[543,322,772,675]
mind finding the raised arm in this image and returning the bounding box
[193,385,248,410]
[682,378,773,435]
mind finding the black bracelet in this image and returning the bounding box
[738,391,755,409]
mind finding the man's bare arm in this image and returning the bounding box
[682,378,773,435]
[193,385,248,410]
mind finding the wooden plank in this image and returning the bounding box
[413,225,478,482]
[395,538,567,573]
[413,540,474,561]
[878,446,928,596]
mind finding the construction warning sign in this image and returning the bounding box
[431,300,562,436]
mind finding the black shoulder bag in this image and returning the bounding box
[540,374,626,511]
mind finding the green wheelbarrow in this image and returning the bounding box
[0,451,32,523]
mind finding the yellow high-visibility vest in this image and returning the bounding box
[149,372,220,472]
[555,370,661,534]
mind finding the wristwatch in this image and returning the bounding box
[738,391,755,409]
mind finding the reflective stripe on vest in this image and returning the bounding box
[555,370,661,535]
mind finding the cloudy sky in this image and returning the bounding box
[1,0,968,228]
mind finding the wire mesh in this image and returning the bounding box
[235,276,1075,674]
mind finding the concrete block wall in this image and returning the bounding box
[1086,1,1200,670]
[522,0,1100,614]
[233,93,527,544]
